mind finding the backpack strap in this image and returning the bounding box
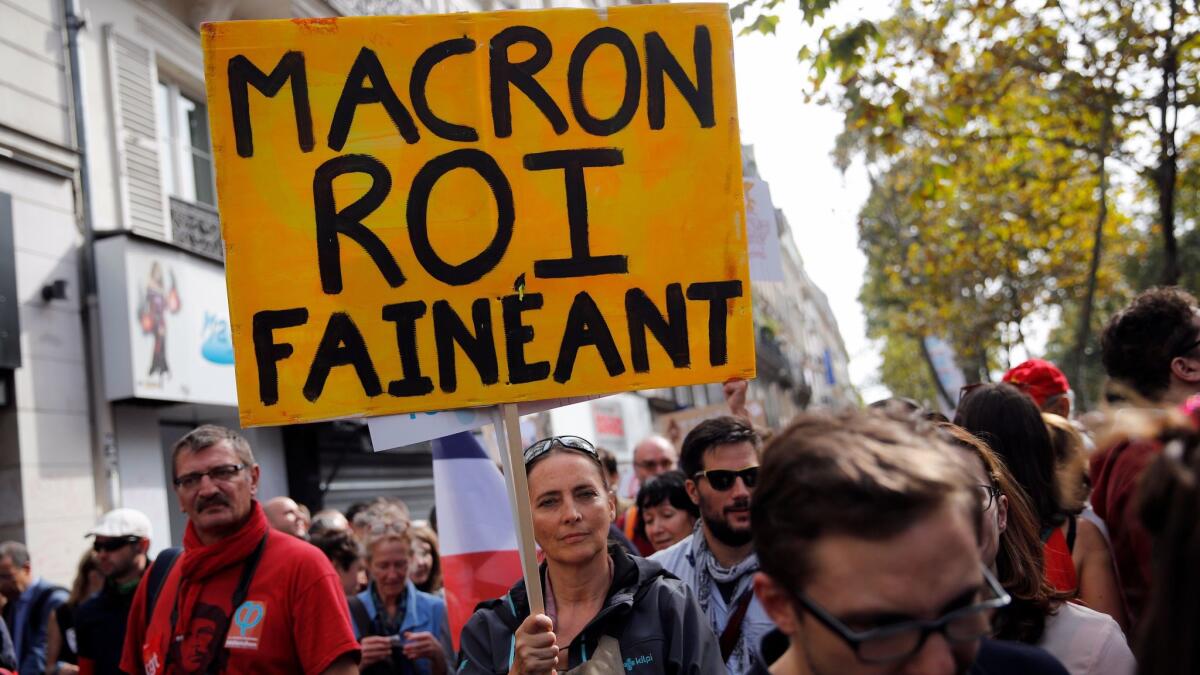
[719,590,753,664]
[347,596,373,639]
[144,547,182,621]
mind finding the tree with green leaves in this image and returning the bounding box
[734,0,1176,408]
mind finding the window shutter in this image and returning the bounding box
[105,26,168,239]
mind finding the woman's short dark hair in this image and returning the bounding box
[310,531,364,572]
[634,471,699,540]
[954,382,1063,530]
[1101,287,1200,401]
[679,416,759,478]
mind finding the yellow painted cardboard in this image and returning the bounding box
[202,4,754,426]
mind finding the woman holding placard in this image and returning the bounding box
[456,436,724,674]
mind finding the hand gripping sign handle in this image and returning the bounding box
[493,402,545,616]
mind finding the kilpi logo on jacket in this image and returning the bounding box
[623,654,654,671]
[226,600,266,649]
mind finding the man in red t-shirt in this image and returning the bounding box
[1093,287,1200,627]
[121,425,360,675]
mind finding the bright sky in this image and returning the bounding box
[724,0,891,402]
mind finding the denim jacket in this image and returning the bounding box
[352,580,453,675]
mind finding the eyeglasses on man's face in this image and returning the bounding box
[693,466,759,491]
[173,463,247,490]
[522,435,597,465]
[793,566,1010,664]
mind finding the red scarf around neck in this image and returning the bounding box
[180,500,270,581]
[147,501,271,671]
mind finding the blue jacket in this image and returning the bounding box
[351,580,453,675]
[4,577,67,675]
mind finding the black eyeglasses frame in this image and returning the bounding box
[792,565,1011,665]
[172,463,247,489]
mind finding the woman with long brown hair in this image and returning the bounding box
[940,424,1134,675]
[409,526,443,597]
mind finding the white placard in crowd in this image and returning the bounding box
[744,177,785,282]
[367,395,603,452]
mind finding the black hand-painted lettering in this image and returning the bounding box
[382,301,435,397]
[625,284,689,372]
[645,27,714,130]
[686,280,742,366]
[490,26,568,138]
[228,52,313,158]
[408,149,515,286]
[328,47,420,151]
[567,28,641,136]
[433,299,498,393]
[554,291,626,383]
[524,148,628,278]
[313,154,405,294]
[302,312,382,402]
[501,293,550,384]
[411,38,479,142]
[252,308,308,405]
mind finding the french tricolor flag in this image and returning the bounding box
[432,432,523,649]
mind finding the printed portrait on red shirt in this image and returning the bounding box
[167,603,228,673]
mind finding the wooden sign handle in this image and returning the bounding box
[494,402,545,616]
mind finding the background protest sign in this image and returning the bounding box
[366,394,601,452]
[202,4,754,427]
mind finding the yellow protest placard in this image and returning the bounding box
[202,4,755,427]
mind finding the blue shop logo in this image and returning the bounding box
[623,655,654,672]
[201,312,235,365]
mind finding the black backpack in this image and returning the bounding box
[143,547,183,619]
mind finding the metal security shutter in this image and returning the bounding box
[105,26,168,239]
[284,423,437,521]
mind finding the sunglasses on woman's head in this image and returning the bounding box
[522,435,597,465]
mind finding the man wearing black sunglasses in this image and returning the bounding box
[651,416,769,674]
[75,508,152,675]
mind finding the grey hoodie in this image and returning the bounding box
[456,545,725,674]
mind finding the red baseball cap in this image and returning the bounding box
[1003,359,1070,408]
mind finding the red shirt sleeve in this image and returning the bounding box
[1090,438,1158,622]
[289,546,361,675]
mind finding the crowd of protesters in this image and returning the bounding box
[0,285,1197,674]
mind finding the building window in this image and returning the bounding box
[157,81,215,206]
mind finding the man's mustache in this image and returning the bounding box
[195,495,231,512]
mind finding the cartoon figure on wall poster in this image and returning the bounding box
[139,260,181,381]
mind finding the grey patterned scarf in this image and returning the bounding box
[689,522,760,674]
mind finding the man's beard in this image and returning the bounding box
[107,556,139,581]
[702,499,753,548]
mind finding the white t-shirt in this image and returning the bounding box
[1038,601,1136,675]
